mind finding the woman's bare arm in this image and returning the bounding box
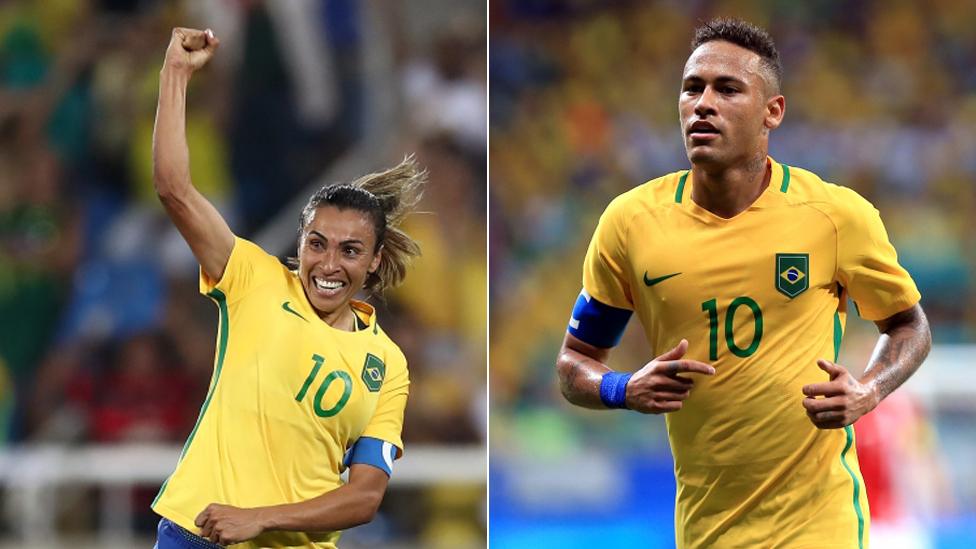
[154,27,234,281]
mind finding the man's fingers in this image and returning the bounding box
[653,385,691,398]
[194,508,208,527]
[802,381,844,398]
[663,359,715,376]
[653,400,683,413]
[654,339,688,362]
[817,359,846,379]
[808,409,844,421]
[807,409,847,428]
[802,396,845,413]
[655,378,694,392]
[629,389,691,413]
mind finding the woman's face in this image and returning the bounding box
[298,205,381,325]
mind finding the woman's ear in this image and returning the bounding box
[368,245,383,275]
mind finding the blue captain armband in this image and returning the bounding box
[343,437,400,477]
[567,289,632,348]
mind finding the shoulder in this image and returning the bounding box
[233,237,291,270]
[599,169,688,227]
[370,322,410,372]
[201,236,293,301]
[778,163,879,223]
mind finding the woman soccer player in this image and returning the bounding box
[150,28,423,548]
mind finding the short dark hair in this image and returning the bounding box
[691,18,783,93]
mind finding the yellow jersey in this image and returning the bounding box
[152,237,409,549]
[582,158,920,549]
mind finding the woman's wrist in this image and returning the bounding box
[253,506,278,532]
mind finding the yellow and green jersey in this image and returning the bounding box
[582,158,920,549]
[152,237,409,549]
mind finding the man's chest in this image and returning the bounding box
[626,207,839,330]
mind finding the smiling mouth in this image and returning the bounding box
[312,276,346,295]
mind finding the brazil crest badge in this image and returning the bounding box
[776,253,809,298]
[362,353,386,392]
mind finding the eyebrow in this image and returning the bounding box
[682,74,748,86]
[308,230,366,247]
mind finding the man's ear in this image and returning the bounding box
[764,94,786,130]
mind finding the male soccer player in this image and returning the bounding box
[556,18,931,549]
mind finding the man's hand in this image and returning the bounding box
[625,339,715,414]
[802,359,880,429]
[163,27,220,76]
[195,503,266,545]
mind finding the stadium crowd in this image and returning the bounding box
[0,0,485,545]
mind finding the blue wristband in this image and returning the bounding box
[600,372,632,409]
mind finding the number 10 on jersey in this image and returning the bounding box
[295,354,353,417]
[701,297,764,360]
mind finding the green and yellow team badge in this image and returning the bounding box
[776,253,809,298]
[361,354,385,392]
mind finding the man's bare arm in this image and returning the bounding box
[556,334,714,413]
[556,333,613,409]
[863,303,932,401]
[802,303,931,429]
[154,27,235,281]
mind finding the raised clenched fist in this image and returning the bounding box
[163,27,220,75]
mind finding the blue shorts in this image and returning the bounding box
[155,517,224,549]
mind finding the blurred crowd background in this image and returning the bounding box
[490,0,975,547]
[0,0,485,547]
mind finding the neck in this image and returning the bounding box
[690,153,770,218]
[321,304,357,331]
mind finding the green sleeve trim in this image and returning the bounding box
[833,310,843,362]
[675,171,689,203]
[840,425,866,549]
[780,164,792,193]
[153,288,230,507]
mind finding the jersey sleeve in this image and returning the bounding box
[581,197,634,310]
[199,237,283,302]
[834,190,921,320]
[360,350,409,457]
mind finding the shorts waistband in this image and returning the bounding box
[158,517,224,549]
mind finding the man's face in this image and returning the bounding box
[298,205,381,322]
[679,40,782,169]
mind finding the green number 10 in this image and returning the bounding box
[295,354,353,417]
[701,297,764,360]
